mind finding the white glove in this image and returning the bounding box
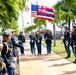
[9,63,16,69]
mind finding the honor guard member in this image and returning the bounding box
[2,31,16,75]
[0,43,7,75]
[36,31,42,55]
[44,30,53,54]
[71,25,76,63]
[18,31,25,55]
[63,27,70,59]
[11,30,22,58]
[29,33,36,55]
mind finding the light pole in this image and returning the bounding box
[22,11,24,32]
[21,0,25,33]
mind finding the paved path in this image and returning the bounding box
[19,41,76,75]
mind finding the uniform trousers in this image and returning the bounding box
[30,42,35,54]
[64,43,70,57]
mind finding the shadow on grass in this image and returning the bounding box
[53,51,65,54]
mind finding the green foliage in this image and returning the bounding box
[53,0,76,26]
[33,18,47,29]
[24,18,47,33]
[24,24,37,33]
[0,0,26,32]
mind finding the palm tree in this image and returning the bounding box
[54,0,76,31]
[62,0,76,31]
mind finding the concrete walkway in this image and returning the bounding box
[19,40,76,75]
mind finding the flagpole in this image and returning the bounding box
[21,0,24,33]
[31,3,32,26]
[22,11,24,32]
[36,0,39,31]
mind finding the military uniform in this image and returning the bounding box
[71,26,76,63]
[70,32,74,53]
[44,31,53,54]
[29,34,36,54]
[2,31,16,75]
[11,36,21,57]
[63,29,70,59]
[36,33,42,55]
[0,56,7,75]
[18,32,25,55]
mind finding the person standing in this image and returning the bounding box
[36,32,42,55]
[11,30,22,57]
[44,30,53,54]
[63,27,71,59]
[18,31,25,55]
[71,26,76,63]
[29,33,36,55]
[0,43,7,75]
[2,30,16,75]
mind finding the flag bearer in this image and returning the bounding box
[29,33,36,55]
[36,31,42,55]
[44,30,53,54]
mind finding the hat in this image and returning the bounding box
[5,29,15,33]
[2,30,11,36]
[73,25,76,28]
[64,26,69,30]
[20,31,23,33]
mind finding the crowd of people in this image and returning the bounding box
[62,26,76,63]
[29,30,53,55]
[0,25,76,74]
[29,26,76,64]
[0,30,25,75]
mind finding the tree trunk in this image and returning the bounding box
[53,23,56,46]
[61,27,63,36]
[68,16,70,31]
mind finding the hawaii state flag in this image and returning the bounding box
[31,4,55,21]
[31,4,38,17]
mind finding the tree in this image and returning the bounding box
[33,18,47,30]
[0,0,26,32]
[24,18,47,33]
[24,24,37,33]
[53,0,76,31]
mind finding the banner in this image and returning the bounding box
[31,4,55,21]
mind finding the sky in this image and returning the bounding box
[18,0,61,31]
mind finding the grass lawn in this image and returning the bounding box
[42,39,75,62]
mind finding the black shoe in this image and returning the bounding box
[65,56,70,59]
[47,52,49,54]
[37,53,41,55]
[73,60,76,63]
[37,53,39,55]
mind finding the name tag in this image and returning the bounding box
[38,40,40,43]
